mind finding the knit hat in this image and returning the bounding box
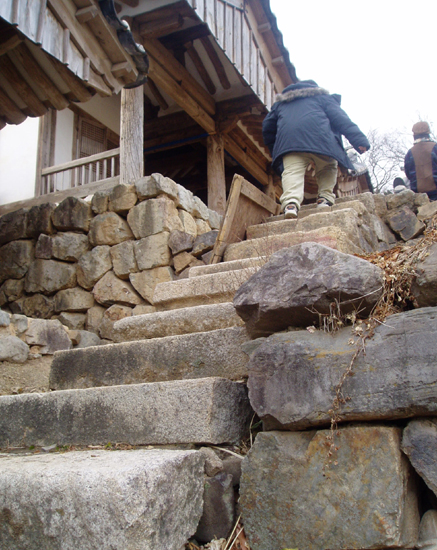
[412,121,430,136]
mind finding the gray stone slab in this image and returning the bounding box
[0,377,252,448]
[153,268,259,310]
[0,448,204,550]
[50,326,250,390]
[188,256,268,278]
[234,242,384,337]
[240,426,419,550]
[246,307,437,430]
[402,418,437,497]
[223,226,363,262]
[112,302,244,342]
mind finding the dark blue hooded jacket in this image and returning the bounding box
[262,80,370,174]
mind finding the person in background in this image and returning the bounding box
[404,121,437,201]
[262,79,370,219]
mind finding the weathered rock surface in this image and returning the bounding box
[387,204,425,241]
[195,472,235,543]
[417,509,437,549]
[77,245,112,289]
[0,449,205,550]
[192,230,218,257]
[54,288,95,312]
[0,377,251,447]
[50,326,250,389]
[110,240,138,279]
[25,319,72,355]
[26,203,56,237]
[135,173,179,202]
[93,271,143,307]
[24,259,76,295]
[402,418,437,497]
[57,312,86,330]
[52,196,92,232]
[0,240,34,283]
[134,232,171,270]
[0,278,25,304]
[35,232,89,262]
[112,302,244,342]
[240,427,419,550]
[411,243,437,307]
[0,335,29,363]
[129,266,175,303]
[168,229,195,255]
[0,208,28,245]
[154,267,259,310]
[127,197,183,239]
[99,304,132,340]
[234,242,384,337]
[108,183,137,213]
[245,307,437,430]
[88,212,133,246]
[179,209,197,236]
[224,225,362,262]
[22,294,55,319]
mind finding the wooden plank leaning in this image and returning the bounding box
[209,174,280,264]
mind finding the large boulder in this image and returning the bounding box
[127,197,183,239]
[386,204,425,241]
[402,418,437,497]
[233,242,384,337]
[52,196,92,232]
[77,245,112,290]
[0,240,34,284]
[25,259,76,295]
[0,449,204,550]
[0,208,28,245]
[246,307,437,430]
[88,212,134,246]
[25,319,72,354]
[35,232,90,262]
[93,271,143,307]
[411,242,437,307]
[240,426,419,550]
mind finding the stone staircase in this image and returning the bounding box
[0,194,388,549]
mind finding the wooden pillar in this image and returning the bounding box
[120,86,144,185]
[207,133,226,215]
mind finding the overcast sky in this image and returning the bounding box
[268,0,437,143]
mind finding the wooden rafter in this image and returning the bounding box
[0,85,26,124]
[8,44,69,111]
[138,14,184,38]
[0,54,48,117]
[0,26,23,56]
[146,78,169,111]
[184,41,216,95]
[160,24,211,50]
[199,36,231,90]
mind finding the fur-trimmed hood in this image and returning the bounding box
[275,79,329,103]
[275,86,329,103]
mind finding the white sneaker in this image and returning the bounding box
[284,203,298,219]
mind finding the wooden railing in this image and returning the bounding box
[40,148,120,195]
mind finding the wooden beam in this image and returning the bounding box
[8,43,69,111]
[142,37,215,117]
[0,54,47,117]
[199,36,231,90]
[207,134,226,215]
[224,134,269,186]
[147,56,215,134]
[0,27,23,56]
[160,24,210,50]
[46,55,94,102]
[146,78,168,111]
[0,85,26,124]
[75,5,99,24]
[120,87,144,184]
[184,41,216,95]
[138,14,183,38]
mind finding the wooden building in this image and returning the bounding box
[0,0,299,215]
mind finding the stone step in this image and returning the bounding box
[246,207,367,251]
[223,225,363,262]
[188,256,268,278]
[112,302,244,342]
[50,326,250,390]
[0,377,251,448]
[0,448,205,550]
[153,267,260,310]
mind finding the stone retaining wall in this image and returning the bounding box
[0,174,221,347]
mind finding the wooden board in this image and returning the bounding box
[209,174,280,263]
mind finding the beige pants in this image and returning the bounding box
[280,152,338,210]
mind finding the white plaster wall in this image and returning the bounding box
[78,93,121,135]
[0,118,39,206]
